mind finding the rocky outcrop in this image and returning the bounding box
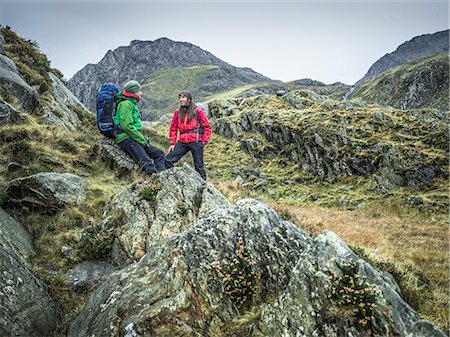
[350,54,449,111]
[40,72,91,132]
[288,78,352,100]
[68,168,445,336]
[0,207,35,258]
[0,32,5,54]
[235,83,289,99]
[0,101,22,126]
[208,91,449,191]
[405,320,449,337]
[65,261,118,293]
[355,30,449,86]
[0,31,91,131]
[84,164,229,266]
[0,209,62,337]
[0,53,39,112]
[5,172,89,212]
[68,38,271,111]
[93,138,138,176]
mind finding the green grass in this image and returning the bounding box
[350,54,449,110]
[141,65,220,119]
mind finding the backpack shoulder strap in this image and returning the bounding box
[192,105,200,123]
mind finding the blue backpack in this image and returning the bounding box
[96,83,121,138]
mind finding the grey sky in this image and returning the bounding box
[1,1,448,84]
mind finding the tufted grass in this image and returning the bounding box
[1,25,63,90]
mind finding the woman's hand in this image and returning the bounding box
[167,145,175,153]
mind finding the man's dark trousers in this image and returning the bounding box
[119,138,165,175]
[165,142,206,180]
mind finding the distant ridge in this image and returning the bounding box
[355,30,449,86]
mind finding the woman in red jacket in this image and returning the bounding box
[165,91,212,180]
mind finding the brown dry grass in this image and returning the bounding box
[267,201,449,331]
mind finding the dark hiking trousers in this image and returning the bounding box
[118,138,165,175]
[165,141,206,180]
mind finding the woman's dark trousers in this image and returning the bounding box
[165,142,206,180]
[118,138,165,175]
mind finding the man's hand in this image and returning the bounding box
[167,145,175,153]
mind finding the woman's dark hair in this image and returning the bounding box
[178,91,195,122]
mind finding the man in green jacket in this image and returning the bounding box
[115,80,164,175]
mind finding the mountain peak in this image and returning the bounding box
[355,29,449,86]
[68,38,270,110]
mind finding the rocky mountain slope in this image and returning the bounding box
[349,54,449,111]
[0,26,93,336]
[141,65,351,121]
[355,30,449,86]
[0,26,448,336]
[67,38,271,111]
[205,88,448,196]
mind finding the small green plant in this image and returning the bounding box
[0,89,17,105]
[211,235,258,307]
[77,225,115,260]
[192,193,203,210]
[138,182,162,206]
[327,259,380,328]
[177,203,189,216]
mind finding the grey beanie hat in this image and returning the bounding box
[124,80,142,93]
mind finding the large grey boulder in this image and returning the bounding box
[93,138,138,176]
[0,101,22,127]
[0,210,62,336]
[65,261,118,293]
[68,200,445,337]
[0,207,34,258]
[68,169,445,337]
[6,172,89,211]
[88,164,229,266]
[0,54,39,112]
[405,320,448,337]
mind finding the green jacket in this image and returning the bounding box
[114,92,147,145]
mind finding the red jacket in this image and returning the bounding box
[169,105,212,145]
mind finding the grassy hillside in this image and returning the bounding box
[141,65,281,120]
[141,65,219,119]
[1,25,63,95]
[350,54,449,111]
